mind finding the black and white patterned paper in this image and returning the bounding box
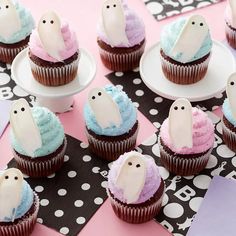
[143,0,224,21]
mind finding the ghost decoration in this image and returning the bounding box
[10,98,42,157]
[226,73,236,120]
[170,15,209,63]
[116,152,146,204]
[228,0,236,28]
[169,98,193,149]
[0,168,23,222]
[0,0,21,40]
[102,0,129,47]
[38,11,65,61]
[88,87,122,129]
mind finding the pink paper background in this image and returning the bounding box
[0,0,227,235]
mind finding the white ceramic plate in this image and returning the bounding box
[140,40,236,102]
[11,48,96,98]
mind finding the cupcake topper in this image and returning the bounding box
[38,11,66,61]
[0,168,23,222]
[226,73,236,120]
[116,152,146,204]
[228,0,236,27]
[0,0,21,40]
[88,87,122,129]
[170,15,209,63]
[169,98,193,149]
[10,98,42,157]
[102,0,129,47]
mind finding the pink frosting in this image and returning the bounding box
[29,21,78,62]
[160,108,214,155]
[225,3,236,28]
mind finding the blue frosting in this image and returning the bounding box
[84,85,137,136]
[223,98,236,127]
[11,106,65,158]
[160,17,212,63]
[0,1,35,44]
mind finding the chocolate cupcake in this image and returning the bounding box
[159,98,214,176]
[0,168,39,236]
[10,99,67,177]
[84,85,138,161]
[160,15,212,84]
[97,0,145,71]
[28,11,79,86]
[0,0,34,63]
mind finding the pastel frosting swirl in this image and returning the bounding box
[223,98,236,126]
[84,85,137,136]
[160,108,214,154]
[0,1,35,44]
[160,17,212,63]
[11,106,65,158]
[29,21,78,62]
[108,152,162,204]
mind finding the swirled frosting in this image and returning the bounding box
[84,85,137,136]
[223,98,236,126]
[97,0,145,47]
[11,106,65,158]
[29,21,78,62]
[0,1,35,44]
[160,108,214,154]
[160,17,212,62]
[108,151,162,204]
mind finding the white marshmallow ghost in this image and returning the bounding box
[169,98,193,149]
[10,98,42,156]
[38,11,65,61]
[88,87,122,129]
[170,15,209,63]
[0,0,21,40]
[226,73,236,120]
[228,0,236,28]
[102,0,129,47]
[0,168,23,222]
[116,152,146,204]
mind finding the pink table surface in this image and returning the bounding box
[0,0,227,235]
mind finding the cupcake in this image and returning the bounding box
[28,11,79,86]
[84,85,138,161]
[159,98,214,176]
[97,0,145,71]
[225,0,236,48]
[222,73,236,152]
[107,151,164,224]
[0,0,34,63]
[10,98,67,177]
[160,15,212,84]
[0,168,39,236]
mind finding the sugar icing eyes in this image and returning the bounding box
[230,81,235,86]
[91,91,103,100]
[42,19,54,24]
[191,21,204,26]
[174,106,185,110]
[106,4,116,9]
[128,161,141,168]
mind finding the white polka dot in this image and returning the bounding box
[81,183,90,190]
[55,210,64,217]
[154,97,163,103]
[163,203,184,218]
[133,102,139,108]
[0,73,10,85]
[83,155,92,162]
[23,174,29,178]
[206,111,220,124]
[60,227,69,235]
[217,145,235,158]
[58,189,67,196]
[232,157,236,168]
[74,200,84,207]
[216,122,222,134]
[135,147,143,153]
[206,155,218,169]
[152,143,160,157]
[173,234,184,236]
[37,218,43,224]
[133,78,142,84]
[47,173,55,178]
[40,199,49,206]
[153,122,161,128]
[162,193,169,206]
[80,142,89,148]
[197,1,211,7]
[133,67,139,72]
[108,162,113,169]
[35,186,44,193]
[94,197,103,205]
[13,85,28,97]
[146,2,163,14]
[101,181,108,188]
[149,109,158,115]
[115,72,124,77]
[193,175,211,190]
[181,6,194,12]
[64,155,69,162]
[92,167,100,173]
[189,197,203,212]
[116,84,123,90]
[215,93,223,99]
[76,217,86,224]
[135,90,144,96]
[68,171,77,178]
[183,175,194,180]
[142,134,157,146]
[158,166,169,180]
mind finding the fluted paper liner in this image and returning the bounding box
[225,23,236,49]
[222,119,236,152]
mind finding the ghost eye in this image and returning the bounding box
[14,110,17,114]
[5,175,9,179]
[230,81,235,86]
[181,106,185,110]
[42,20,46,24]
[200,23,203,26]
[5,5,9,8]
[106,5,110,8]
[50,20,54,24]
[136,164,141,168]
[192,21,195,25]
[92,96,95,100]
[174,106,178,110]
[21,107,25,112]
[113,4,116,7]
[14,176,18,180]
[128,162,132,166]
[98,92,102,96]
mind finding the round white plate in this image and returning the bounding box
[11,48,96,98]
[140,40,236,102]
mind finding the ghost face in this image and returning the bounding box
[89,88,104,102]
[0,168,23,187]
[187,15,208,33]
[0,0,15,16]
[102,0,123,14]
[38,11,61,32]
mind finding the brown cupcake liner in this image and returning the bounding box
[0,192,39,236]
[160,51,211,85]
[225,22,236,49]
[98,42,145,72]
[29,55,79,86]
[85,125,139,161]
[222,119,236,152]
[13,138,67,177]
[107,188,164,224]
